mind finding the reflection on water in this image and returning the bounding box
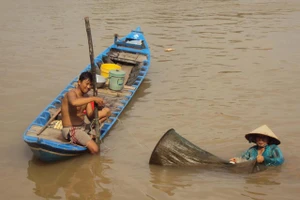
[150,163,283,199]
[244,167,281,186]
[27,155,113,200]
[149,165,193,196]
[241,168,282,200]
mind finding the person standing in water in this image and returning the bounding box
[230,125,284,166]
[61,71,111,154]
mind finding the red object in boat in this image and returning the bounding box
[83,101,95,114]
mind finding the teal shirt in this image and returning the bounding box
[241,144,284,166]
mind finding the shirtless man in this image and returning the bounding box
[61,71,111,154]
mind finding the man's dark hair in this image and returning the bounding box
[79,71,93,82]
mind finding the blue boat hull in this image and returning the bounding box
[27,143,86,162]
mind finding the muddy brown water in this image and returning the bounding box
[1,0,300,199]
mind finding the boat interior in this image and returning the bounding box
[26,48,148,144]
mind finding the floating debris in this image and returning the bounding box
[165,48,175,52]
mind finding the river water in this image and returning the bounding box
[1,0,300,199]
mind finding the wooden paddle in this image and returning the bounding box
[84,17,100,144]
[37,108,61,136]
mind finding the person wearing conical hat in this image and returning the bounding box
[230,125,284,166]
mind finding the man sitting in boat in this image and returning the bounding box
[230,125,284,166]
[61,71,111,154]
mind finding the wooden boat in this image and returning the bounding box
[23,27,151,162]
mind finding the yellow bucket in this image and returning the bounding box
[100,63,121,78]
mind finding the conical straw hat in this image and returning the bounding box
[245,125,280,145]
